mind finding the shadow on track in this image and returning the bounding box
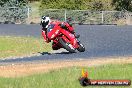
[38,52,51,55]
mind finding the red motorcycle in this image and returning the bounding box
[42,22,85,53]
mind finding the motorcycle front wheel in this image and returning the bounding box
[59,38,76,53]
[77,43,85,52]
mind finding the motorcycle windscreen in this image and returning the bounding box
[47,24,55,33]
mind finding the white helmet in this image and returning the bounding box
[41,16,50,28]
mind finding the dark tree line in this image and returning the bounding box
[112,0,132,11]
[0,0,132,11]
[40,0,132,11]
[0,0,28,6]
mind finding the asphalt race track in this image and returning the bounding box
[0,24,132,64]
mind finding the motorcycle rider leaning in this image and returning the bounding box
[40,16,79,50]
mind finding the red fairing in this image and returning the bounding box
[51,21,74,32]
[42,30,50,43]
[64,22,74,32]
[61,29,79,48]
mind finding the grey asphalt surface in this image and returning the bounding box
[0,24,132,64]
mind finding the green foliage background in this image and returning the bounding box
[112,0,132,11]
[39,0,132,11]
[0,0,28,6]
[0,0,132,11]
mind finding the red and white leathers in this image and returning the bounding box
[42,21,75,50]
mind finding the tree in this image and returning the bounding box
[84,0,114,11]
[112,0,132,11]
[40,0,87,10]
[40,0,114,11]
[0,0,28,6]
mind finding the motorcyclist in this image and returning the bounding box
[40,16,79,50]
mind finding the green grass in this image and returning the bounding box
[0,64,131,88]
[0,36,52,58]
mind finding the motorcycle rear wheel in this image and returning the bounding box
[59,38,76,53]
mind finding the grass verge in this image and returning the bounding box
[0,36,52,58]
[0,63,131,88]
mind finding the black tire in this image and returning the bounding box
[77,43,85,52]
[59,38,76,53]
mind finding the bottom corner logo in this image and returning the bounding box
[78,69,131,87]
[78,69,91,86]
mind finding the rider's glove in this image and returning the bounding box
[42,28,47,31]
